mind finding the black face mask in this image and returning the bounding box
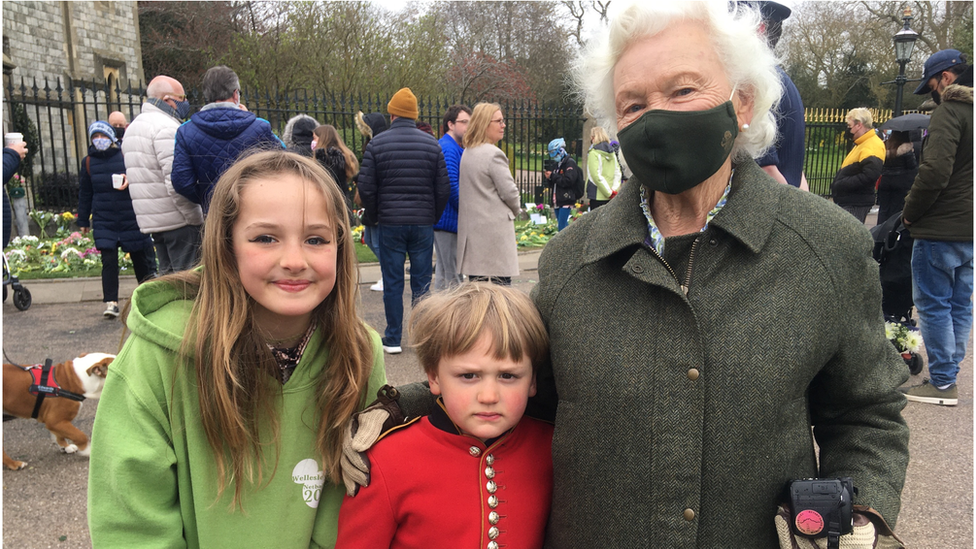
[617,99,739,195]
[931,90,942,105]
[113,126,125,140]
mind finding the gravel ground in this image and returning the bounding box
[1,272,971,548]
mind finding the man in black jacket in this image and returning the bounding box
[357,88,450,354]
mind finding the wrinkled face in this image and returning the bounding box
[613,19,753,131]
[487,109,506,143]
[427,333,537,442]
[232,174,338,340]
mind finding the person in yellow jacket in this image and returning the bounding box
[586,126,622,210]
[830,108,886,223]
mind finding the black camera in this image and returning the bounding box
[787,478,856,549]
[543,159,558,172]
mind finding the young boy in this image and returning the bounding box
[335,283,553,549]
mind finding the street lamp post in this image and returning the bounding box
[892,8,920,117]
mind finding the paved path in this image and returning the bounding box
[3,221,972,548]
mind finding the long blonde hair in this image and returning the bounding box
[165,150,373,506]
[313,124,359,180]
[462,102,502,149]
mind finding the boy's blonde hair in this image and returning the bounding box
[164,149,373,506]
[409,283,549,375]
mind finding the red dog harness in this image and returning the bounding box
[24,359,85,419]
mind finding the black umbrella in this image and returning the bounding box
[880,113,930,132]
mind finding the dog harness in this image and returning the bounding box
[25,359,85,419]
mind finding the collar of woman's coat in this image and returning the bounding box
[572,158,782,266]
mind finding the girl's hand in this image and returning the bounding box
[118,174,129,191]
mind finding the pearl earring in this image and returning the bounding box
[740,123,750,130]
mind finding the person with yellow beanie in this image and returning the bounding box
[357,87,451,354]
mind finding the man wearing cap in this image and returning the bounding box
[900,50,973,406]
[750,1,808,190]
[357,87,450,354]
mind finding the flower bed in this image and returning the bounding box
[5,232,135,278]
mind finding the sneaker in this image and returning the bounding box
[103,302,120,319]
[382,345,402,354]
[370,280,384,292]
[900,379,958,406]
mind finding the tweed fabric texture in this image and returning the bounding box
[530,159,909,548]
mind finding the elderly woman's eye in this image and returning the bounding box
[675,87,694,96]
[626,104,644,113]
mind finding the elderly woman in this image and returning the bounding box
[530,3,908,547]
[456,102,521,285]
[830,108,886,222]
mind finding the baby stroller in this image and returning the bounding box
[870,210,922,375]
[2,252,32,311]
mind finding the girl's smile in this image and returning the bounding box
[232,173,338,343]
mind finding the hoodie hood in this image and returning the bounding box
[283,114,318,150]
[127,278,198,355]
[188,108,261,141]
[942,65,973,105]
[592,141,614,154]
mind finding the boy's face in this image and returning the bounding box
[427,333,537,442]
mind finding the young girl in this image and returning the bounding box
[313,124,359,211]
[77,121,156,318]
[88,150,387,548]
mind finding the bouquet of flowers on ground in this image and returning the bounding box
[884,321,923,355]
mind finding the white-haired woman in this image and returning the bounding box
[830,107,886,223]
[530,2,909,547]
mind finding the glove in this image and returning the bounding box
[774,505,904,549]
[610,190,618,199]
[340,385,406,496]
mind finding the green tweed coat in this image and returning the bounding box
[530,159,909,548]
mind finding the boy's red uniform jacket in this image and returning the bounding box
[336,404,554,549]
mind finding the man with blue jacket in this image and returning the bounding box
[433,104,470,291]
[171,65,282,213]
[357,88,450,354]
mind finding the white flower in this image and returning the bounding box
[884,322,896,340]
[903,331,923,353]
[60,248,83,259]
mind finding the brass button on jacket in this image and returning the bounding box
[687,368,700,380]
[683,508,695,521]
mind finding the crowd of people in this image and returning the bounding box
[0,1,971,548]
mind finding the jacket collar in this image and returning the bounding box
[581,158,779,264]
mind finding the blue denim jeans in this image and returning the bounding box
[377,225,434,346]
[557,206,572,231]
[912,239,974,387]
[363,225,381,263]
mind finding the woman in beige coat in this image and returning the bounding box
[457,102,521,285]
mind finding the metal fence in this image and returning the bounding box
[3,77,585,211]
[2,75,926,211]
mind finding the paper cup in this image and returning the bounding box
[4,133,23,147]
[112,174,125,189]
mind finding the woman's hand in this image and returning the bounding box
[80,227,90,235]
[118,174,129,191]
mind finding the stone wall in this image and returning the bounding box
[2,1,144,196]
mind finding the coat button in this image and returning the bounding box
[488,526,500,539]
[486,480,497,494]
[486,454,495,465]
[632,264,644,273]
[485,466,495,479]
[687,368,700,380]
[488,495,499,508]
[709,238,718,246]
[488,542,499,549]
[684,508,696,521]
[469,446,482,457]
[488,511,500,525]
